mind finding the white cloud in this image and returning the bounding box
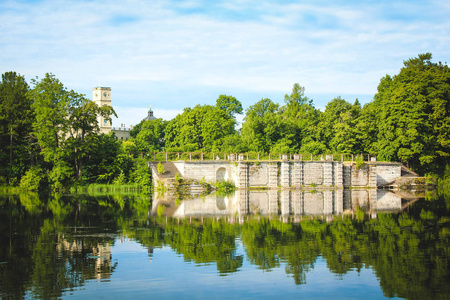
[1,0,449,111]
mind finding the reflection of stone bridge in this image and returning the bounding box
[150,158,417,189]
[152,189,419,221]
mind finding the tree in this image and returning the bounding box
[164,105,235,152]
[281,84,321,152]
[0,72,32,184]
[372,53,450,173]
[319,97,361,153]
[133,118,167,152]
[28,73,116,188]
[216,94,243,120]
[240,98,283,152]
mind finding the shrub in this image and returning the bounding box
[175,173,182,183]
[355,158,366,170]
[216,180,236,193]
[112,171,127,185]
[157,162,165,175]
[130,161,152,186]
[20,166,46,191]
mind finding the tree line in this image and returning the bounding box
[129,53,450,175]
[1,53,449,189]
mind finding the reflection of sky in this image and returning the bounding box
[62,237,389,299]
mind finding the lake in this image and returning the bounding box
[0,189,448,299]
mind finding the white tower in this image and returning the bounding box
[93,87,112,134]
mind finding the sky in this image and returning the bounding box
[1,0,449,127]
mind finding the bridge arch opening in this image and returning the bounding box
[216,167,227,182]
[216,195,227,210]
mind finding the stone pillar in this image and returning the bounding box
[369,188,378,211]
[334,162,343,187]
[323,190,334,215]
[323,162,333,187]
[343,164,351,187]
[291,190,303,216]
[291,161,301,188]
[236,162,248,189]
[238,189,248,223]
[280,190,290,216]
[267,163,278,188]
[334,189,343,215]
[281,161,290,188]
[368,164,377,187]
[269,190,278,215]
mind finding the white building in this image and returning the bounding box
[92,87,132,140]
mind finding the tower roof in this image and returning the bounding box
[143,104,156,121]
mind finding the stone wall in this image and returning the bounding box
[343,163,377,187]
[173,161,236,184]
[376,163,402,185]
[152,160,403,189]
[152,189,404,218]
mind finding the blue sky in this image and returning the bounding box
[1,0,449,126]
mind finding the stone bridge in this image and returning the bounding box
[149,159,415,189]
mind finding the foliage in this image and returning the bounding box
[164,104,235,152]
[372,53,450,173]
[19,166,46,191]
[129,118,167,152]
[157,162,165,175]
[129,160,152,186]
[216,94,243,119]
[215,180,236,194]
[0,72,33,184]
[1,52,450,187]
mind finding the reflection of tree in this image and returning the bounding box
[0,193,150,299]
[0,193,449,299]
[131,218,243,275]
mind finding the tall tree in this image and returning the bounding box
[164,104,235,152]
[319,97,361,153]
[373,53,450,172]
[240,98,283,153]
[281,83,321,153]
[216,94,243,120]
[0,72,32,184]
[28,73,115,187]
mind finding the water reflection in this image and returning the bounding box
[0,190,448,299]
[151,189,420,220]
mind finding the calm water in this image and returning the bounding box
[0,189,449,299]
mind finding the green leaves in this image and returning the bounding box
[165,104,235,152]
[373,53,450,172]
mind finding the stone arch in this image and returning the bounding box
[216,167,227,182]
[216,195,226,210]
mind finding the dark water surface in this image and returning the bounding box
[0,190,449,299]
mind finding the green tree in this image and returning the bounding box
[240,98,283,152]
[28,73,116,188]
[0,72,33,184]
[282,83,321,153]
[319,97,361,153]
[215,94,243,120]
[132,118,167,152]
[165,105,235,152]
[373,53,450,172]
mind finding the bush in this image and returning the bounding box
[112,171,126,185]
[20,166,46,191]
[130,160,152,186]
[216,180,236,193]
[157,162,165,175]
